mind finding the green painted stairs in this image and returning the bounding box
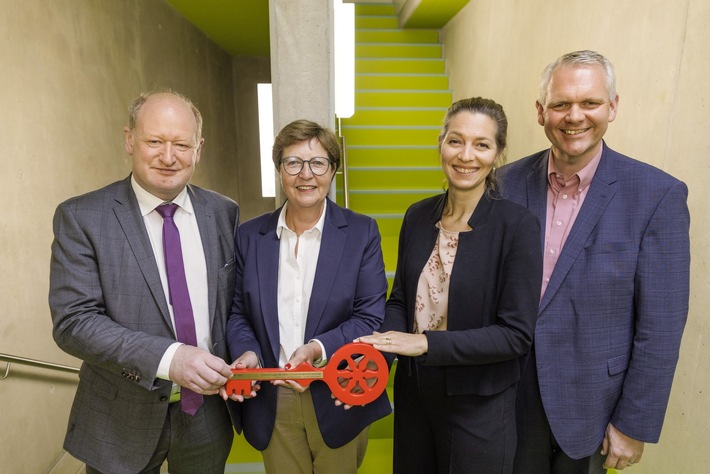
[338,3,451,288]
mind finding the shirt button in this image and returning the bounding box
[555,220,562,226]
[549,249,556,255]
[562,194,568,200]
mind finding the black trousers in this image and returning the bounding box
[513,348,606,474]
[392,359,516,474]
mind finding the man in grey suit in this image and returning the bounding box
[500,51,690,473]
[49,91,239,473]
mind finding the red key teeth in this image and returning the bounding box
[225,379,253,397]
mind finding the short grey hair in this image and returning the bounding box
[128,90,203,140]
[538,50,617,105]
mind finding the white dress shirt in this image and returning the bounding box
[276,201,327,368]
[131,176,210,380]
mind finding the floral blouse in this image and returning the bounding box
[413,221,462,333]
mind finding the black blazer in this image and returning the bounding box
[381,192,542,396]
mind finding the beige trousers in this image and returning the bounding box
[262,387,369,474]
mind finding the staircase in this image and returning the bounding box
[339,3,451,287]
[335,4,451,471]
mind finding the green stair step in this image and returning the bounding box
[358,438,394,474]
[346,146,439,168]
[356,4,396,16]
[348,190,439,215]
[376,219,401,271]
[356,16,398,29]
[344,107,447,127]
[375,216,404,237]
[356,43,442,59]
[347,167,444,190]
[357,90,452,108]
[381,235,398,270]
[346,0,449,331]
[356,74,449,91]
[343,127,440,147]
[356,29,439,44]
[356,58,445,74]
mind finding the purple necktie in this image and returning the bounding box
[156,203,203,416]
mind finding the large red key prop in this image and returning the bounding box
[226,342,388,406]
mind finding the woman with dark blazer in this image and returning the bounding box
[358,97,542,473]
[221,120,391,474]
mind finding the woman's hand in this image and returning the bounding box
[273,341,323,392]
[356,331,428,357]
[220,351,261,402]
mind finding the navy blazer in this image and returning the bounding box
[226,199,392,450]
[499,143,690,459]
[380,192,542,396]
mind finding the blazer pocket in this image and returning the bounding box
[217,258,237,299]
[607,354,629,376]
[81,367,118,401]
[585,240,634,255]
[219,257,236,275]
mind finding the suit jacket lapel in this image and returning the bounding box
[527,150,550,251]
[539,144,618,312]
[304,201,347,341]
[113,177,172,327]
[257,210,282,362]
[189,186,219,325]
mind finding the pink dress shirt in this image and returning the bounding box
[542,149,602,297]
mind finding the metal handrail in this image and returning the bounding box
[0,352,80,380]
[335,116,350,209]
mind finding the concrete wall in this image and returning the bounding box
[0,1,250,472]
[233,55,275,220]
[442,1,709,472]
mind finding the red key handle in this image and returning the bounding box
[226,342,388,406]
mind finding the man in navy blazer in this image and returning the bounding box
[499,51,690,473]
[49,92,238,473]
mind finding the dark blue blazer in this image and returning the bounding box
[499,143,690,459]
[380,192,542,396]
[226,199,392,450]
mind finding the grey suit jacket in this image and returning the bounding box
[49,176,238,473]
[500,143,690,459]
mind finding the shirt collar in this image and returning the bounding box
[547,147,603,192]
[276,200,327,239]
[131,175,193,216]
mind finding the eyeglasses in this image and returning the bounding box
[280,156,332,176]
